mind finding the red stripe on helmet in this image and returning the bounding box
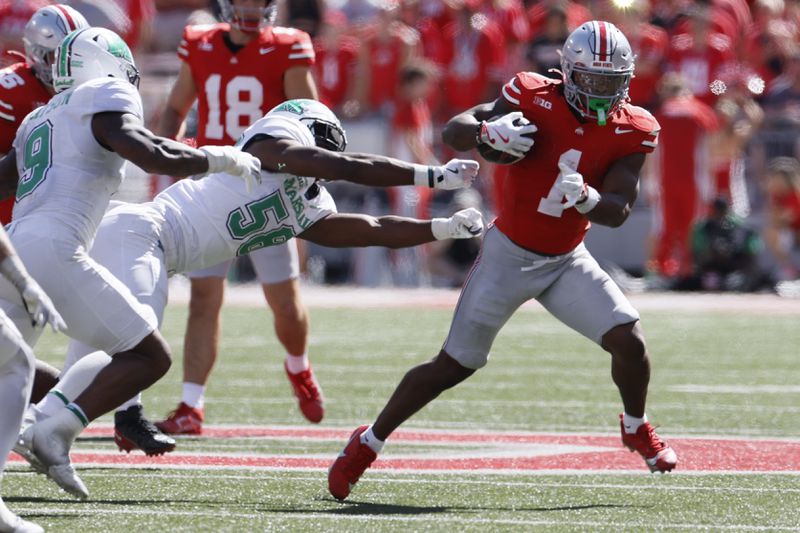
[598,21,608,59]
[53,4,77,31]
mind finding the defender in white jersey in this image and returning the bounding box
[26,100,483,485]
[0,27,262,499]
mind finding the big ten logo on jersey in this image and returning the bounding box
[533,96,552,110]
[204,74,263,140]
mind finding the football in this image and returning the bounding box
[476,115,536,165]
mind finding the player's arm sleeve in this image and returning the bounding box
[177,27,192,64]
[500,74,525,109]
[90,79,145,121]
[287,31,316,66]
[629,111,660,154]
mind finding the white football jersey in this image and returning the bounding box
[12,77,143,247]
[156,114,337,274]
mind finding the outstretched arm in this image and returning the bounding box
[299,209,484,249]
[93,111,210,176]
[93,112,261,187]
[244,137,477,190]
[300,214,435,249]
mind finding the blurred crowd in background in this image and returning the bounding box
[2,0,800,292]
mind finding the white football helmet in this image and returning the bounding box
[560,20,634,125]
[23,4,89,88]
[51,28,140,94]
[268,99,347,152]
[218,0,276,33]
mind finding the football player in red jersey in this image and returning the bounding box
[328,21,678,501]
[0,4,88,225]
[153,0,322,438]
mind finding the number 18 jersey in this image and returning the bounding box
[179,22,315,146]
[496,72,660,255]
[155,114,336,274]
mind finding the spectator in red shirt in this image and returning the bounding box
[666,0,735,104]
[650,73,720,278]
[525,3,570,79]
[440,0,504,117]
[763,156,800,280]
[600,0,669,109]
[527,0,591,36]
[388,60,438,284]
[352,0,419,116]
[313,9,359,112]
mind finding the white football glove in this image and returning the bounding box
[21,281,66,331]
[556,162,586,209]
[415,159,480,190]
[479,111,537,158]
[431,207,485,240]
[199,145,262,193]
[0,256,65,331]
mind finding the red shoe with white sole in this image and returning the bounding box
[620,414,677,473]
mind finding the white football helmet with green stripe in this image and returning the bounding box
[51,27,140,94]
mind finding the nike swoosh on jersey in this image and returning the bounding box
[615,127,634,134]
[260,47,276,55]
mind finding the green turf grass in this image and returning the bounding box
[5,304,800,531]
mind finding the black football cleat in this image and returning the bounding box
[114,405,176,456]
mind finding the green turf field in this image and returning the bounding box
[5,297,800,531]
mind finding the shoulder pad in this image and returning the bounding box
[516,71,561,94]
[619,104,660,133]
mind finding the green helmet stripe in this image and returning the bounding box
[57,28,87,78]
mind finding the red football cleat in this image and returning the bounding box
[620,414,677,473]
[284,362,324,423]
[328,425,377,500]
[155,402,204,435]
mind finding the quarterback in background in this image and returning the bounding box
[155,0,322,435]
[328,21,677,501]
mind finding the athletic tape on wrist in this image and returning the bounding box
[575,186,601,214]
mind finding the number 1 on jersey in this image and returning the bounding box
[537,149,582,218]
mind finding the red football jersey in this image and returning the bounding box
[666,32,734,104]
[313,36,358,110]
[495,72,659,255]
[178,23,315,146]
[0,62,51,224]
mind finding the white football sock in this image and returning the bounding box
[58,350,113,401]
[182,382,205,409]
[285,352,309,374]
[37,389,70,417]
[0,347,34,476]
[360,425,385,453]
[622,412,647,434]
[115,393,142,413]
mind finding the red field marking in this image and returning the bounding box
[9,425,800,473]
